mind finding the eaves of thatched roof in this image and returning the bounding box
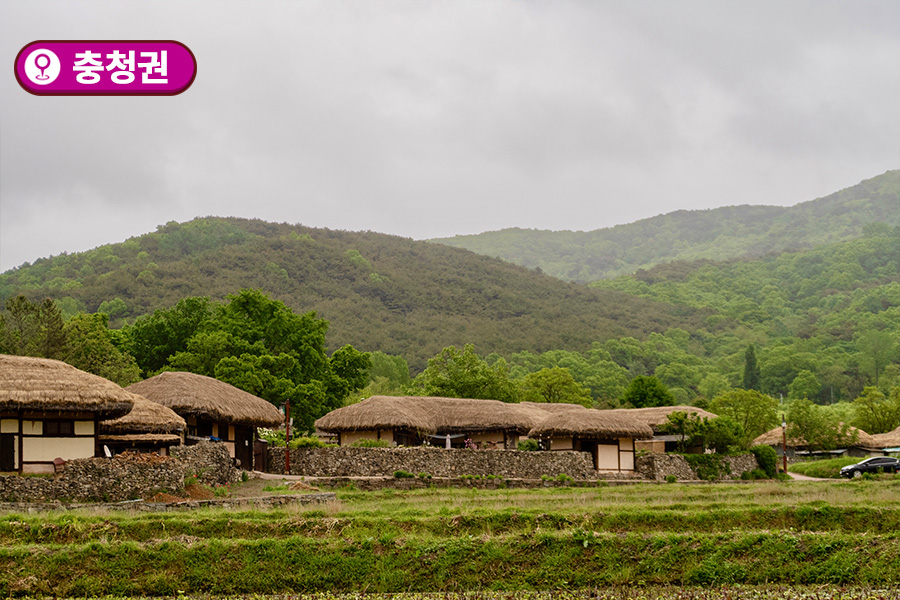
[316,395,652,440]
[0,354,135,419]
[752,424,878,449]
[528,409,654,440]
[100,394,186,434]
[607,406,718,431]
[868,426,900,449]
[127,371,283,427]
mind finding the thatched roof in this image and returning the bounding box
[127,371,283,427]
[868,426,900,449]
[100,395,186,434]
[98,433,182,443]
[607,406,718,431]
[752,424,878,449]
[528,410,654,439]
[315,395,438,434]
[316,395,652,439]
[0,354,135,419]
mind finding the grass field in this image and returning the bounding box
[2,479,900,597]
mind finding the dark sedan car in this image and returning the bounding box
[840,456,900,478]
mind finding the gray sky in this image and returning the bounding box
[2,0,898,272]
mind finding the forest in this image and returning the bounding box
[1,172,898,448]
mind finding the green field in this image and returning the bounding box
[2,480,900,597]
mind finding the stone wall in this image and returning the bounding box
[268,446,600,479]
[636,453,759,481]
[0,441,239,503]
[171,442,241,486]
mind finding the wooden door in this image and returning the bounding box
[0,434,15,472]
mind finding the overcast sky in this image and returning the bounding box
[1,1,898,272]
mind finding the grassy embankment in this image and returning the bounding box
[2,480,900,596]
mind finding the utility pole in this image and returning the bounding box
[781,414,788,475]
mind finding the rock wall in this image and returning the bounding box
[0,441,239,503]
[268,446,599,479]
[636,453,760,481]
[171,442,241,486]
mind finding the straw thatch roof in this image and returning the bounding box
[871,426,900,449]
[98,433,182,443]
[100,395,186,434]
[315,395,438,434]
[127,371,283,427]
[0,354,135,419]
[316,395,652,439]
[752,424,878,449]
[528,410,654,439]
[607,406,718,431]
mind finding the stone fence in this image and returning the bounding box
[268,446,600,479]
[0,442,239,504]
[268,447,760,482]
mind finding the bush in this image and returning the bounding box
[682,454,730,481]
[517,439,539,451]
[665,475,677,484]
[289,436,328,449]
[350,439,391,448]
[393,470,414,479]
[750,444,778,478]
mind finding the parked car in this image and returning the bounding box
[840,456,900,478]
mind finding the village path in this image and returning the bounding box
[787,471,831,481]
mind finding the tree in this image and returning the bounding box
[660,410,707,453]
[63,313,141,386]
[742,344,760,391]
[857,330,896,387]
[0,295,67,359]
[621,375,675,408]
[520,367,592,407]
[851,386,900,435]
[787,397,858,452]
[122,296,213,375]
[704,416,745,453]
[411,344,517,402]
[161,289,369,428]
[788,370,820,401]
[709,389,777,447]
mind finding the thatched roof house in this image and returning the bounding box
[871,426,900,451]
[1,354,135,419]
[99,395,186,456]
[608,406,717,431]
[316,395,651,470]
[127,371,283,469]
[1,354,138,473]
[752,424,881,458]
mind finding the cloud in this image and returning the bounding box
[1,0,898,271]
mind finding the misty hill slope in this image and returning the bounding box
[431,170,900,282]
[0,218,718,371]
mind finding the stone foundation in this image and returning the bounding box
[268,446,601,479]
[636,453,759,481]
[0,441,239,503]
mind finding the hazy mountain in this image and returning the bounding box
[431,170,900,282]
[0,218,719,371]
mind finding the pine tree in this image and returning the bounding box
[743,344,761,391]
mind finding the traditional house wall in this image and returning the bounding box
[0,414,98,474]
[547,436,636,471]
[339,429,395,446]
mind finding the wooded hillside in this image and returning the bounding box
[0,218,716,371]
[431,170,900,282]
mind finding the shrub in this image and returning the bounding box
[665,474,677,484]
[393,470,414,479]
[289,436,328,449]
[556,473,574,484]
[750,444,778,478]
[682,453,731,481]
[517,439,539,451]
[350,439,391,448]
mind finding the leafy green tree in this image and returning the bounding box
[704,416,745,453]
[519,367,592,407]
[163,289,369,428]
[411,344,517,402]
[0,296,67,359]
[63,313,141,386]
[709,389,777,447]
[742,344,761,391]
[660,410,707,453]
[621,375,675,408]
[698,373,731,401]
[121,296,213,375]
[856,330,897,387]
[787,397,859,452]
[788,370,820,401]
[851,386,900,435]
